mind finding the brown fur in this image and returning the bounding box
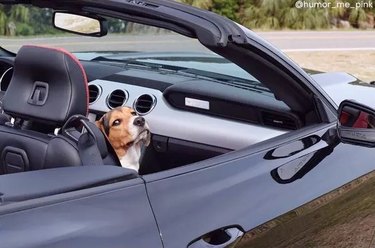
[96,107,136,158]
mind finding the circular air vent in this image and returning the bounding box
[107,89,128,109]
[88,84,101,104]
[134,94,156,115]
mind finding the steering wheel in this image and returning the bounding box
[0,67,13,116]
[0,91,10,125]
[0,90,4,113]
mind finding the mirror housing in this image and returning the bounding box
[337,100,375,147]
[53,12,107,37]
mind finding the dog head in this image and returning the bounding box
[96,107,150,158]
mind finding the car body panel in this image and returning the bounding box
[0,179,162,248]
[145,123,375,248]
[312,72,375,108]
[236,167,375,248]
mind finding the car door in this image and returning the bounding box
[0,170,162,248]
[235,101,375,248]
[144,120,375,248]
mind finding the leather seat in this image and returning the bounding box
[0,45,119,174]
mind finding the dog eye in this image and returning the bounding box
[131,111,137,116]
[112,119,121,126]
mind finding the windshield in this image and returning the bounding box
[0,4,264,84]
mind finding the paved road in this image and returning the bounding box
[257,31,375,51]
[0,31,374,52]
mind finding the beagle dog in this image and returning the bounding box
[96,107,150,172]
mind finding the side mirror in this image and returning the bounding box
[337,100,375,147]
[53,12,108,37]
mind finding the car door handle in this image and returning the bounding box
[188,227,244,248]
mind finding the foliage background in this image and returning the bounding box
[0,0,374,36]
[179,0,374,30]
[0,5,56,35]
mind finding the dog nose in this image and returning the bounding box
[133,117,145,127]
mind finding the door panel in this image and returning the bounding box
[0,179,162,248]
[237,169,375,247]
[145,124,375,248]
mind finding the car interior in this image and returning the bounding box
[0,12,324,179]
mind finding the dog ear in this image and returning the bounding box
[95,118,104,131]
[96,114,110,136]
[144,131,151,147]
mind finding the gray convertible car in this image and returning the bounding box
[1,0,375,248]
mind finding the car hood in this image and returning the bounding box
[310,72,375,109]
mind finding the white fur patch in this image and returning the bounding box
[119,116,150,172]
[119,143,142,172]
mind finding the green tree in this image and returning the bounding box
[349,8,367,27]
[178,0,375,30]
[10,5,29,22]
[210,0,239,21]
[0,5,29,35]
[182,0,212,9]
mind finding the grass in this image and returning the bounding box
[285,51,375,83]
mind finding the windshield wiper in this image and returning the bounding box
[91,56,271,93]
[92,56,186,71]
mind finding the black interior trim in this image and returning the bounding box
[164,80,302,129]
[81,61,124,82]
[103,74,172,91]
[140,134,231,174]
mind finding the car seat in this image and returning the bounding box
[0,45,119,174]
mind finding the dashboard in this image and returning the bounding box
[88,78,288,150]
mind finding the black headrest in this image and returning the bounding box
[2,45,88,126]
